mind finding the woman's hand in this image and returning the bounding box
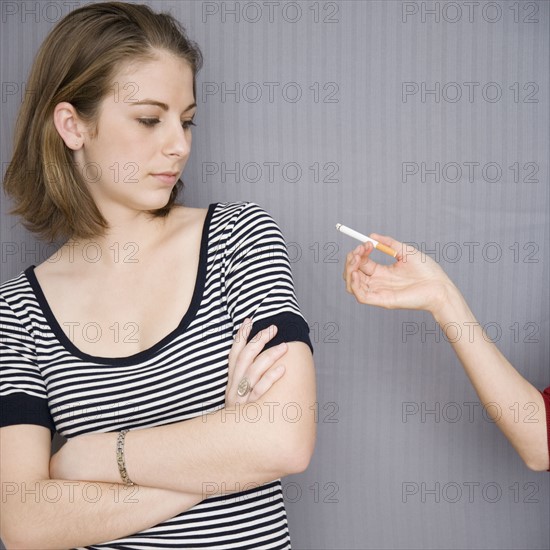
[343,233,457,315]
[224,319,288,408]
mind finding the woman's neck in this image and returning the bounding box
[61,207,180,270]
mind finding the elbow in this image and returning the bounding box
[1,531,30,550]
[1,504,44,549]
[2,535,59,550]
[1,522,21,550]
[289,443,314,474]
[519,447,549,472]
[524,456,549,472]
[276,424,316,476]
[1,525,53,550]
[3,541,27,550]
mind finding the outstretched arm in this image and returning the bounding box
[343,235,549,472]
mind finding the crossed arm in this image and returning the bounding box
[1,324,316,549]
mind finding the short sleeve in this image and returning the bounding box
[0,295,55,437]
[541,386,550,472]
[224,203,313,354]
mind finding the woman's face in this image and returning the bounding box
[77,50,196,215]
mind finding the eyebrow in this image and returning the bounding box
[130,100,197,113]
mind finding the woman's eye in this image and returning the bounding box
[137,118,195,129]
[138,118,160,127]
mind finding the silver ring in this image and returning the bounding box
[237,377,252,397]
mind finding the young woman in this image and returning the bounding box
[0,3,316,549]
[342,235,549,472]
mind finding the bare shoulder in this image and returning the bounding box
[165,205,209,241]
[144,205,210,265]
[34,246,73,281]
[169,205,209,228]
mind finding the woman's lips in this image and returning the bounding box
[152,173,179,185]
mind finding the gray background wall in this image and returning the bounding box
[1,1,548,549]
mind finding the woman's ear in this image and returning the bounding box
[53,102,87,150]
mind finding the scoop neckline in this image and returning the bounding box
[24,203,217,366]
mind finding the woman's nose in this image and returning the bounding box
[165,123,191,158]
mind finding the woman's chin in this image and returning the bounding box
[135,191,174,212]
[94,188,175,216]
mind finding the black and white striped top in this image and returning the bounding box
[0,201,313,550]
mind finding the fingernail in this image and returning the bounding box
[278,342,287,350]
[275,364,285,373]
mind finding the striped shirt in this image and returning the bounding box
[0,201,313,549]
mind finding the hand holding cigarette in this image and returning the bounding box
[341,229,550,472]
[341,231,455,313]
[336,223,398,257]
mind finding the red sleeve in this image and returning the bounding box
[541,386,550,472]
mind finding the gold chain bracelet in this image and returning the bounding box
[116,429,135,486]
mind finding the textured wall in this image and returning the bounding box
[1,1,548,549]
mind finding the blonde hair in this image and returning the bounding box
[3,2,202,242]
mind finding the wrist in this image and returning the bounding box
[116,429,136,486]
[429,281,466,325]
[96,431,121,484]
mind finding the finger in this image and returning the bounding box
[247,363,286,403]
[351,270,397,309]
[350,270,370,304]
[343,245,361,292]
[241,342,288,401]
[344,243,374,292]
[343,243,368,273]
[356,241,373,256]
[345,254,359,294]
[353,242,373,258]
[234,342,288,405]
[355,244,380,277]
[228,318,253,369]
[342,250,356,283]
[230,325,279,390]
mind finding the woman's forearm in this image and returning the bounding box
[131,345,315,493]
[432,285,548,471]
[1,480,201,550]
[55,344,316,495]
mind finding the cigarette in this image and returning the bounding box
[335,223,397,258]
